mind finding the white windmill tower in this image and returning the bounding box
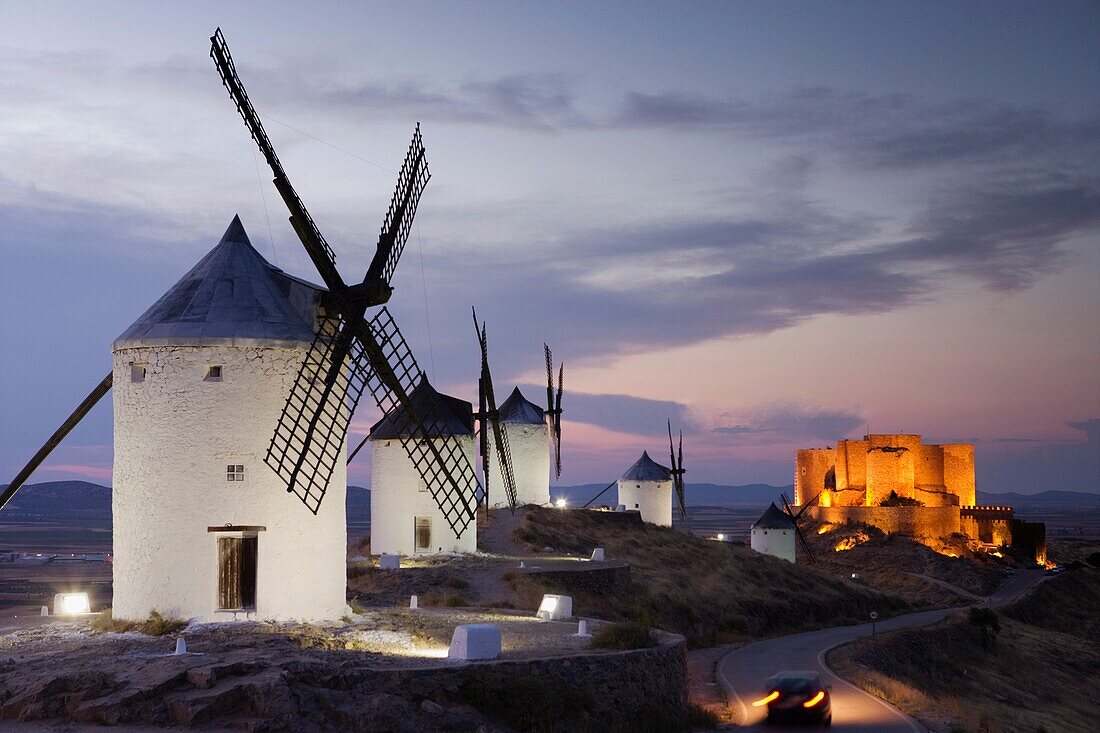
[1,30,482,620]
[489,387,549,507]
[617,451,674,526]
[111,216,349,621]
[367,378,477,556]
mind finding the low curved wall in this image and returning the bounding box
[525,562,632,595]
[364,629,688,730]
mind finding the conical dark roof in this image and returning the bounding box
[113,216,323,349]
[753,502,796,530]
[368,376,474,440]
[620,451,671,481]
[498,387,545,425]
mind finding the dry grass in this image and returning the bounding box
[89,609,186,636]
[510,507,913,647]
[590,621,656,650]
[829,567,1100,733]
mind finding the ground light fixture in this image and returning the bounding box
[53,592,90,615]
[555,497,567,508]
[536,593,573,621]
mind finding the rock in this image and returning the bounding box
[421,698,445,715]
[187,667,217,689]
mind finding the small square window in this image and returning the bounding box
[226,464,245,482]
[205,365,223,382]
[130,364,146,383]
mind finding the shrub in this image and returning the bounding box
[590,622,656,650]
[968,606,1001,650]
[90,609,185,636]
[880,490,923,507]
[687,703,720,729]
[442,575,469,590]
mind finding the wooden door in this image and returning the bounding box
[218,536,258,610]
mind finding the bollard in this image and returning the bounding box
[575,619,591,637]
[174,637,187,656]
[519,561,525,569]
[40,606,49,617]
[410,594,418,610]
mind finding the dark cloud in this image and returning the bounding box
[612,87,1100,170]
[515,385,693,437]
[886,173,1100,290]
[713,405,863,443]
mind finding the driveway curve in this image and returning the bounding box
[717,570,1044,731]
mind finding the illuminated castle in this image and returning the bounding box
[795,434,974,508]
[795,434,1046,565]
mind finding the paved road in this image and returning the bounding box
[718,570,1045,731]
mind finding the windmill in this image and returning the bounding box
[780,491,821,564]
[543,344,564,479]
[472,308,520,511]
[667,419,687,523]
[208,29,479,533]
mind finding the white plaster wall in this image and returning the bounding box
[369,436,478,556]
[112,345,349,622]
[616,479,673,527]
[487,423,550,507]
[750,528,796,563]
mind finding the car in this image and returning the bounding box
[752,670,832,727]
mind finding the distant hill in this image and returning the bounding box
[553,482,793,507]
[977,489,1100,507]
[0,480,112,521]
[5,481,1098,524]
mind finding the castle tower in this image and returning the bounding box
[750,503,796,563]
[617,451,672,526]
[368,378,476,555]
[487,387,550,507]
[111,217,349,622]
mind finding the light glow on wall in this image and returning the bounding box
[54,592,90,615]
[555,497,568,508]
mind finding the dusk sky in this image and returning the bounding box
[1,1,1097,493]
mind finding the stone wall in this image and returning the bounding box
[795,448,835,505]
[343,630,688,731]
[809,505,961,539]
[942,444,976,506]
[525,563,632,595]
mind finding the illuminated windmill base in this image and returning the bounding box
[111,219,349,622]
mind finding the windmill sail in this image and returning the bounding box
[0,373,113,512]
[211,28,478,532]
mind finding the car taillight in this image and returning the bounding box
[752,691,780,707]
[803,690,826,708]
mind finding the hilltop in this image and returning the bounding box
[829,566,1100,733]
[503,506,916,647]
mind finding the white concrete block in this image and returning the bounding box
[40,606,49,617]
[590,548,605,562]
[174,637,187,655]
[379,553,401,570]
[574,619,591,637]
[447,623,501,660]
[536,594,572,621]
[409,595,418,609]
